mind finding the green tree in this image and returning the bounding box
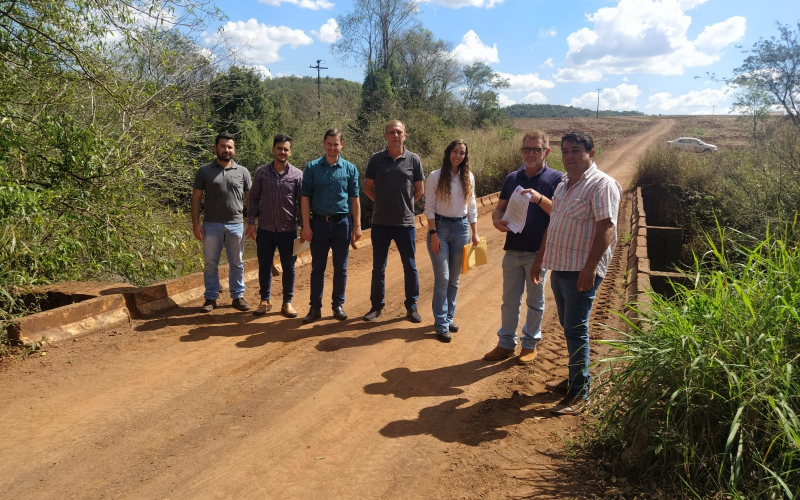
[462,63,509,128]
[730,84,773,136]
[733,22,800,125]
[0,0,224,326]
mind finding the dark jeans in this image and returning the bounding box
[369,224,419,310]
[309,216,351,310]
[550,271,604,400]
[256,228,297,303]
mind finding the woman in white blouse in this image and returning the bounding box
[424,139,480,343]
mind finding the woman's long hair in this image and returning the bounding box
[436,139,472,205]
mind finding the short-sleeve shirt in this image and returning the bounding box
[365,148,424,227]
[499,164,564,253]
[542,163,622,277]
[247,162,303,232]
[192,160,252,224]
[301,156,359,216]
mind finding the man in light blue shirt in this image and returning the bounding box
[300,128,362,323]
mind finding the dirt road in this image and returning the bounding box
[1,119,674,500]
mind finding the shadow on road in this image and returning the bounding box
[379,391,560,447]
[364,358,517,399]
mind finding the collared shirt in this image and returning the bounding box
[192,159,252,224]
[301,155,359,216]
[542,163,622,277]
[499,164,564,253]
[247,162,303,232]
[365,147,424,227]
[423,169,478,223]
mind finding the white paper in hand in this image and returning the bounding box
[293,238,310,256]
[500,186,532,233]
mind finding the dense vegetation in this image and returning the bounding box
[505,103,644,119]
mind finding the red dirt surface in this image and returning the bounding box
[0,119,674,500]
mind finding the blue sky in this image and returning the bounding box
[200,0,800,115]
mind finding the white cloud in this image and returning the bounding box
[569,84,641,111]
[498,93,516,107]
[311,18,340,43]
[417,0,503,8]
[562,0,746,78]
[522,92,548,104]
[451,30,499,64]
[542,58,553,68]
[257,0,334,9]
[213,19,313,64]
[497,72,555,90]
[249,65,273,79]
[554,67,603,83]
[538,26,557,38]
[645,87,729,114]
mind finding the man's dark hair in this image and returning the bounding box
[323,128,342,141]
[273,133,293,146]
[561,131,594,152]
[215,132,236,145]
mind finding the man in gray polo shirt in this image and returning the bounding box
[191,132,252,313]
[363,120,425,323]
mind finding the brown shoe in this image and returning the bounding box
[253,299,272,316]
[232,297,250,311]
[281,302,297,318]
[551,394,588,416]
[483,346,515,361]
[517,347,538,365]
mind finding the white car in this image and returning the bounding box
[667,137,718,153]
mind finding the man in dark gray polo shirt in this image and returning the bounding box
[246,133,303,318]
[363,120,425,323]
[191,132,252,313]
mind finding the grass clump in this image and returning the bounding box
[595,221,800,498]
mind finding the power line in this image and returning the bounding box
[309,59,328,119]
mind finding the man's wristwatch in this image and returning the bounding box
[429,230,437,235]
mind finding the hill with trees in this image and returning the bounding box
[504,103,645,118]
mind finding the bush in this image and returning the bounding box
[595,223,800,498]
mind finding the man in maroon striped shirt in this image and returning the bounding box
[246,134,304,318]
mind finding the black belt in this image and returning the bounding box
[435,214,466,222]
[313,213,348,222]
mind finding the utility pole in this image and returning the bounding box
[309,59,328,119]
[712,104,716,116]
[596,88,602,118]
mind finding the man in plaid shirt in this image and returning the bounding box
[531,131,622,416]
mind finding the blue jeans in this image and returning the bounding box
[426,217,470,333]
[256,228,296,303]
[202,222,245,300]
[497,251,547,350]
[309,216,351,310]
[370,225,419,311]
[550,271,603,400]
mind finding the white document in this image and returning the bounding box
[501,185,532,233]
[293,237,310,256]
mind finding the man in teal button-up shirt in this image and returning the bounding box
[300,128,362,323]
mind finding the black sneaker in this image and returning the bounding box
[363,307,383,321]
[200,299,216,313]
[406,308,422,323]
[436,330,451,343]
[449,322,459,333]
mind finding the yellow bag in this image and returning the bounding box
[462,237,488,274]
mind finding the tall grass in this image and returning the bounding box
[595,221,800,498]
